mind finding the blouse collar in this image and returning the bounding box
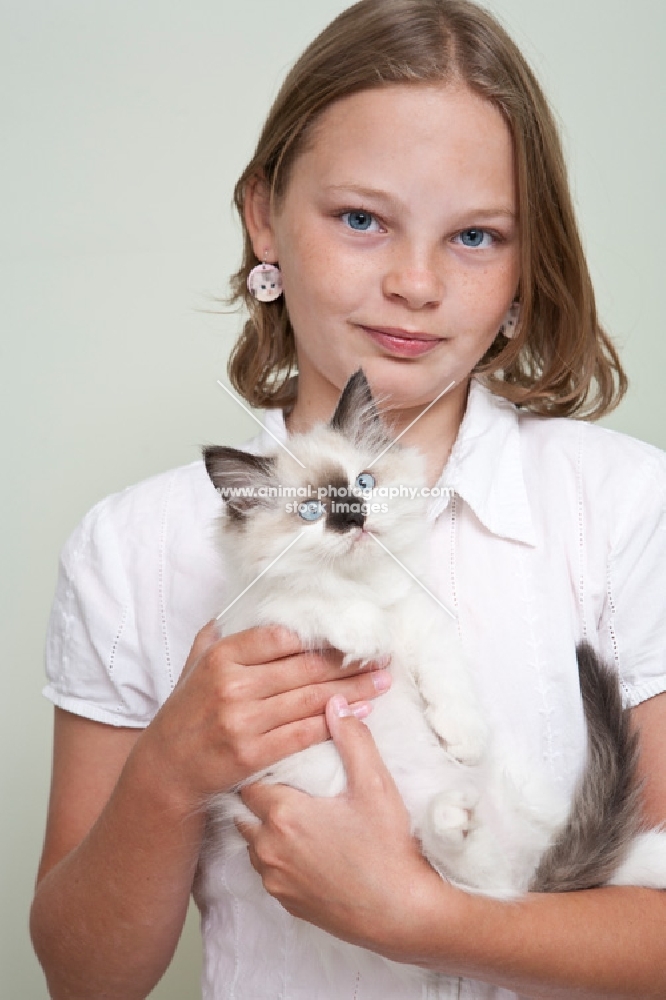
[438,379,537,546]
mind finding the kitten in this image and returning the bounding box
[202,369,666,904]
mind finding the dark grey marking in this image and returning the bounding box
[328,501,365,531]
[329,369,393,453]
[202,446,277,524]
[330,369,375,434]
[326,497,365,533]
[317,467,348,500]
[323,473,366,533]
[529,642,643,892]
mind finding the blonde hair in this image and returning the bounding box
[226,0,627,418]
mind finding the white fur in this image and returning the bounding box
[608,830,666,889]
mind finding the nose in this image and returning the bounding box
[328,502,366,533]
[382,243,443,310]
[344,507,365,529]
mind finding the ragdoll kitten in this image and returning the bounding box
[202,370,666,904]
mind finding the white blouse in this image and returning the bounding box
[43,378,666,1000]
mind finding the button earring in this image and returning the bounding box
[247,252,283,302]
[499,301,521,339]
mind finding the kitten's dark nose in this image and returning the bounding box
[328,503,366,533]
[345,507,365,529]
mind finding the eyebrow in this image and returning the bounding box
[324,184,516,220]
[461,208,517,220]
[325,184,400,203]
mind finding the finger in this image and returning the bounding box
[250,646,344,698]
[194,619,222,650]
[251,647,392,701]
[234,814,261,844]
[229,624,392,689]
[176,620,222,683]
[234,817,264,876]
[239,779,306,822]
[258,670,388,731]
[325,695,399,800]
[230,624,307,666]
[250,713,330,771]
[235,695,374,790]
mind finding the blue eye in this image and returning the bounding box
[355,472,375,491]
[298,500,325,522]
[458,228,493,248]
[342,210,378,232]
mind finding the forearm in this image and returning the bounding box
[30,733,207,1000]
[400,876,666,999]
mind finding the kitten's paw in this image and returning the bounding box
[425,705,487,765]
[323,611,389,671]
[422,788,478,852]
[340,648,389,670]
[341,652,374,670]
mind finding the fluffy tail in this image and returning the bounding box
[529,642,643,892]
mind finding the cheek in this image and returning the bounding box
[288,213,369,297]
[458,260,518,325]
[288,246,364,323]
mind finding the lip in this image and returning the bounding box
[360,324,445,358]
[351,526,372,546]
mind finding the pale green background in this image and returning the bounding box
[2,0,664,997]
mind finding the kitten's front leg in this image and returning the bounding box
[318,603,392,669]
[256,596,390,668]
[407,604,487,764]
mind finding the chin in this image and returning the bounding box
[355,362,458,409]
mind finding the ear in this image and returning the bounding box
[243,173,277,263]
[330,369,388,447]
[202,446,277,520]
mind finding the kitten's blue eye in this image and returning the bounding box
[298,500,325,522]
[356,472,375,491]
[458,228,493,248]
[342,210,379,232]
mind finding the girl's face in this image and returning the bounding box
[251,83,520,417]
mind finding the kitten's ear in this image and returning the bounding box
[330,369,388,447]
[203,446,276,521]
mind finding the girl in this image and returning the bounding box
[30,1,666,998]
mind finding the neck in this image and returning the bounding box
[392,381,468,485]
[285,376,470,488]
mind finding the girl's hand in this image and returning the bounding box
[137,622,392,814]
[237,695,443,958]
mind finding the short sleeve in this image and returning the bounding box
[43,495,159,727]
[43,462,232,727]
[599,449,666,709]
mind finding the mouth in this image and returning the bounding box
[360,325,445,358]
[345,524,371,545]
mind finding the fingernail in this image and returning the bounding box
[372,669,392,693]
[351,702,372,720]
[330,694,351,718]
